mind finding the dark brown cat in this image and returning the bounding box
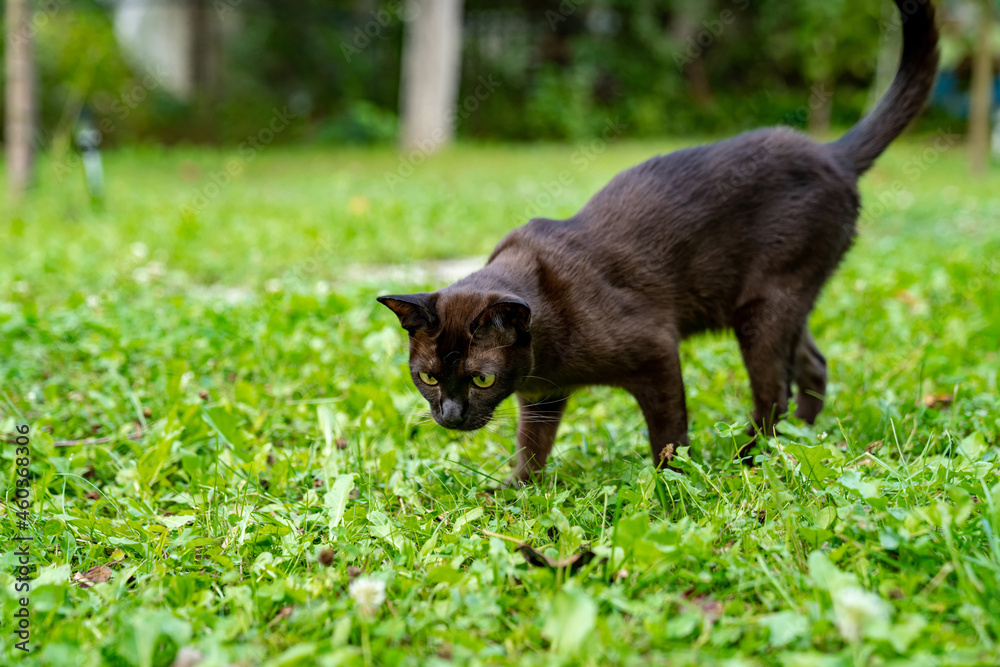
[379,0,939,483]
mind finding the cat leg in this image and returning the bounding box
[510,395,569,484]
[626,348,690,467]
[793,327,827,424]
[734,300,801,458]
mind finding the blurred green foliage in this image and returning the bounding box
[0,0,990,146]
[0,138,999,664]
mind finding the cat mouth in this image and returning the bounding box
[435,413,493,431]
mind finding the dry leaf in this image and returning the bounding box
[896,290,920,307]
[682,591,724,620]
[921,393,954,409]
[73,565,112,588]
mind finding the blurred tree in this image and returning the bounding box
[968,0,995,174]
[754,0,881,136]
[5,0,36,200]
[190,0,223,100]
[0,0,969,147]
[867,0,901,110]
[655,0,719,107]
[399,0,464,152]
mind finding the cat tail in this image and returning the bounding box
[830,0,939,175]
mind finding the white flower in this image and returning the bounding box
[833,586,890,643]
[130,241,149,259]
[171,646,204,667]
[146,261,166,279]
[349,576,386,616]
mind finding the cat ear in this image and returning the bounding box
[377,293,439,333]
[471,297,532,344]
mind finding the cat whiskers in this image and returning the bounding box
[481,422,508,437]
[478,343,515,354]
[520,375,563,391]
[510,393,569,425]
[405,404,435,428]
[492,410,564,425]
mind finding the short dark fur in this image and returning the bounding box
[380,0,939,483]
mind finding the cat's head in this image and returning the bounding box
[377,290,533,431]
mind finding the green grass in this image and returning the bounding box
[1,136,999,666]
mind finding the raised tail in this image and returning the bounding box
[831,0,939,175]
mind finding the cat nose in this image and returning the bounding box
[439,398,465,428]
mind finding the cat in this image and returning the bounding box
[379,0,939,484]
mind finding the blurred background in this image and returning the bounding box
[2,0,998,202]
[0,0,997,303]
[4,7,1000,664]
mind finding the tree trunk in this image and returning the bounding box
[868,0,901,111]
[670,11,715,107]
[399,0,464,153]
[808,78,834,137]
[189,0,222,100]
[969,0,995,175]
[5,0,36,201]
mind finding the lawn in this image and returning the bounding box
[1,135,999,666]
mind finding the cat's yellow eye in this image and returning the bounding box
[418,372,438,386]
[472,374,496,389]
